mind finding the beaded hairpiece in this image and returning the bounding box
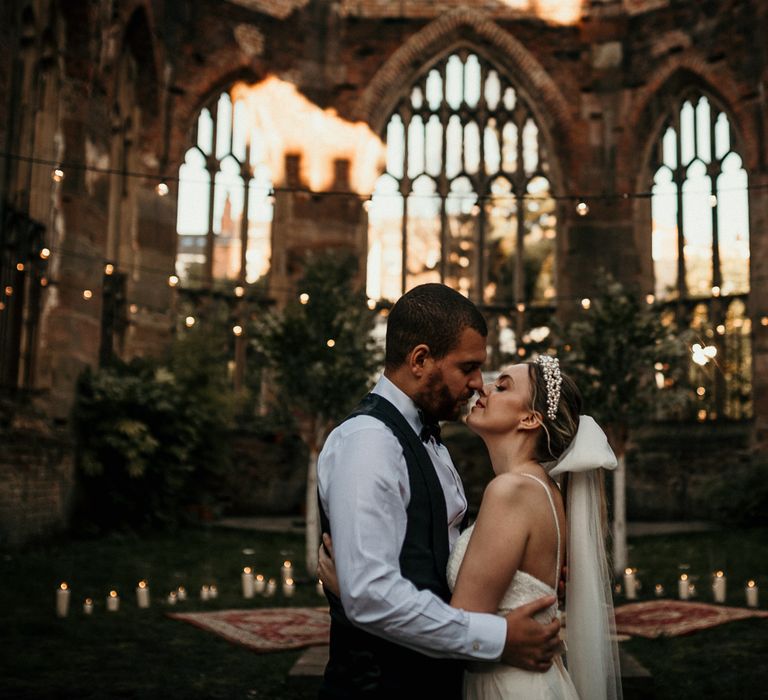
[536,355,562,421]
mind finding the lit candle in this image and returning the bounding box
[712,571,727,604]
[623,568,638,600]
[654,584,665,598]
[106,590,120,612]
[177,586,187,601]
[265,578,277,597]
[136,580,150,608]
[678,574,690,600]
[209,585,218,599]
[254,574,265,594]
[56,582,71,618]
[83,597,93,615]
[167,591,177,605]
[282,578,296,598]
[200,585,210,601]
[745,580,759,608]
[242,567,255,598]
[316,579,325,596]
[281,560,294,584]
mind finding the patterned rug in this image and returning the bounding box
[169,607,330,653]
[614,600,768,639]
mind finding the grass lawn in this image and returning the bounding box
[621,526,768,699]
[2,525,766,699]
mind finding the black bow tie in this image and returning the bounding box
[418,412,442,445]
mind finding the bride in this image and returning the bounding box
[320,355,622,699]
[449,355,621,699]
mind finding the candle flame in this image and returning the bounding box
[243,567,252,574]
[715,570,724,578]
[85,598,92,604]
[748,580,756,588]
[285,578,294,585]
[680,574,688,581]
[624,568,633,575]
[255,574,264,581]
[60,582,68,590]
[109,590,118,597]
[138,580,147,589]
[283,560,292,568]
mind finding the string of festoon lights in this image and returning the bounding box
[2,149,766,342]
[5,149,768,212]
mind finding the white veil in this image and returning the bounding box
[547,415,623,700]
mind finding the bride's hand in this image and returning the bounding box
[317,533,341,597]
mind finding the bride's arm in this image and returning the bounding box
[450,473,531,612]
[452,474,562,672]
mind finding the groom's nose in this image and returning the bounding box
[467,368,483,391]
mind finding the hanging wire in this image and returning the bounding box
[2,148,765,203]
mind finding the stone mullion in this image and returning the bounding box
[204,99,219,289]
[438,60,449,286]
[709,111,723,293]
[238,144,251,285]
[476,61,489,304]
[400,105,411,295]
[672,108,688,313]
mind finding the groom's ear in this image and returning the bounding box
[409,344,431,377]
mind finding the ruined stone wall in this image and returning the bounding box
[1,0,766,544]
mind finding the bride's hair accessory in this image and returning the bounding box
[536,355,562,420]
[547,416,622,700]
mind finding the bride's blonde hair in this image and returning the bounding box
[525,361,581,464]
[525,360,608,532]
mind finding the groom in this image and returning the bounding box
[317,283,561,699]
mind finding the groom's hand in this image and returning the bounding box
[500,595,561,673]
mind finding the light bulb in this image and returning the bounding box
[576,201,589,216]
[155,181,169,197]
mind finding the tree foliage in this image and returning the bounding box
[254,251,383,432]
[558,273,692,449]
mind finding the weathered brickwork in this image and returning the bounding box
[1,0,767,543]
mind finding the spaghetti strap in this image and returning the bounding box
[520,472,561,590]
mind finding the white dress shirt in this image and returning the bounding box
[317,375,506,660]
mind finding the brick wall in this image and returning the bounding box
[0,403,74,548]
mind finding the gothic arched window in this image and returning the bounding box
[367,51,557,328]
[176,91,274,289]
[650,93,751,420]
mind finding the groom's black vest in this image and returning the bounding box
[318,393,464,700]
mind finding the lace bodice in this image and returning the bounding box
[446,474,560,623]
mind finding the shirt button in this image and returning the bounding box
[472,642,480,651]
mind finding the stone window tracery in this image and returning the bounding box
[650,93,751,420]
[366,50,557,326]
[176,90,274,290]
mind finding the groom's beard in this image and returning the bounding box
[415,371,472,423]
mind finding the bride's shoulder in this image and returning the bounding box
[481,472,538,506]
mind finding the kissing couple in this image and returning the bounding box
[317,283,622,700]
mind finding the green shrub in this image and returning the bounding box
[72,332,234,531]
[703,455,768,527]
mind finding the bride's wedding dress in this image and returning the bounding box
[447,474,580,700]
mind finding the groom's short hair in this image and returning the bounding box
[385,283,487,369]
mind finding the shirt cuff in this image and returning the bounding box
[466,611,507,661]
